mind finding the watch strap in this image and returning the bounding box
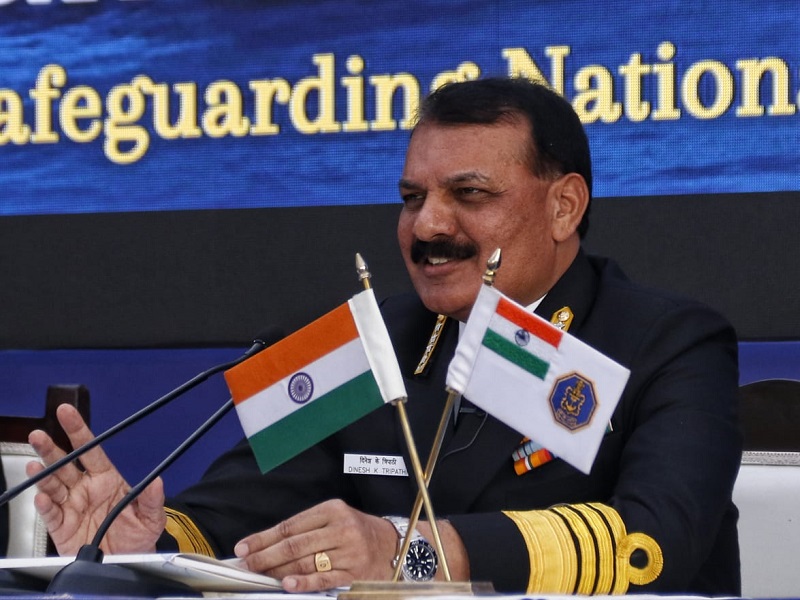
[384,516,421,568]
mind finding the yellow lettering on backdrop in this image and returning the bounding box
[0,44,796,165]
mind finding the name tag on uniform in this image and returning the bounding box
[343,453,408,477]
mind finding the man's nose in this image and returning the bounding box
[412,195,457,241]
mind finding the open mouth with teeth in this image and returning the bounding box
[428,257,452,265]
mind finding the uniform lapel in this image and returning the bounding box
[535,250,598,332]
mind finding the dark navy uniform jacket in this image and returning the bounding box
[163,251,741,594]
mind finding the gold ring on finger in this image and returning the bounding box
[314,551,332,572]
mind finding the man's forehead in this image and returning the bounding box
[401,126,531,184]
[398,170,493,190]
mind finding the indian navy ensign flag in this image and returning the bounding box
[446,285,630,474]
[225,289,407,473]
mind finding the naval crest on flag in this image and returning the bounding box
[550,372,596,431]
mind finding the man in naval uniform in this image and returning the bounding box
[28,77,741,595]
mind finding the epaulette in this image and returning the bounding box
[413,314,449,376]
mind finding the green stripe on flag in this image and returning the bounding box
[482,328,550,380]
[247,371,386,473]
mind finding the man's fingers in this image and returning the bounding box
[33,490,64,534]
[28,428,85,491]
[53,403,116,477]
[238,502,332,554]
[28,459,74,506]
[255,550,351,592]
[282,570,351,594]
[135,478,166,526]
[237,521,354,584]
[28,428,67,466]
[28,404,117,491]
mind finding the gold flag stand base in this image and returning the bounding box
[339,580,495,600]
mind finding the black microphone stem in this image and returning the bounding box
[0,326,281,508]
[0,355,242,507]
[91,398,234,548]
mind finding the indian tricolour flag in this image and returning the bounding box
[225,289,407,473]
[446,285,630,474]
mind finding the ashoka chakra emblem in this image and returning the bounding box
[515,329,530,346]
[288,372,314,404]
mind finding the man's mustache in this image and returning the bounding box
[410,239,479,264]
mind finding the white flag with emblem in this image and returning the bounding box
[446,285,630,474]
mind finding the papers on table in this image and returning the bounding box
[0,552,283,593]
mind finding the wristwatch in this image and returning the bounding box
[384,516,438,582]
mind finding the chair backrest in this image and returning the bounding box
[0,385,90,557]
[733,379,800,598]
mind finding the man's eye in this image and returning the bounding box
[457,187,483,197]
[401,192,424,206]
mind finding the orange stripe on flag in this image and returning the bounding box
[225,302,359,403]
[495,297,562,348]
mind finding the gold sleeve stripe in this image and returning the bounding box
[548,508,587,594]
[575,503,619,593]
[507,509,577,592]
[503,503,663,594]
[537,509,579,592]
[552,505,601,594]
[581,502,664,593]
[163,507,215,557]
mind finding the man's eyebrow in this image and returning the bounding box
[446,171,490,184]
[398,171,490,189]
[398,178,417,189]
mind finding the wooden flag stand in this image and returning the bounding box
[340,254,501,600]
[341,580,496,600]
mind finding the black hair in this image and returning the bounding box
[416,77,592,238]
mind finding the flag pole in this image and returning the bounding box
[392,249,503,580]
[341,255,495,600]
[355,253,451,581]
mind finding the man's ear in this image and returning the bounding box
[549,172,589,242]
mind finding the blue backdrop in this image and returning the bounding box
[1,0,798,215]
[1,0,798,498]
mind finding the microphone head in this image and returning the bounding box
[253,326,284,347]
[244,326,285,357]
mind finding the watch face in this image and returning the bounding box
[402,539,438,582]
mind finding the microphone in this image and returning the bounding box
[44,327,285,597]
[0,327,282,509]
[452,395,486,428]
[46,398,239,597]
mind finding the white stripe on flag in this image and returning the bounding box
[349,288,408,403]
[235,337,369,438]
[446,285,500,394]
[487,309,561,370]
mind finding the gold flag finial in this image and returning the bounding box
[482,248,502,287]
[355,252,372,290]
